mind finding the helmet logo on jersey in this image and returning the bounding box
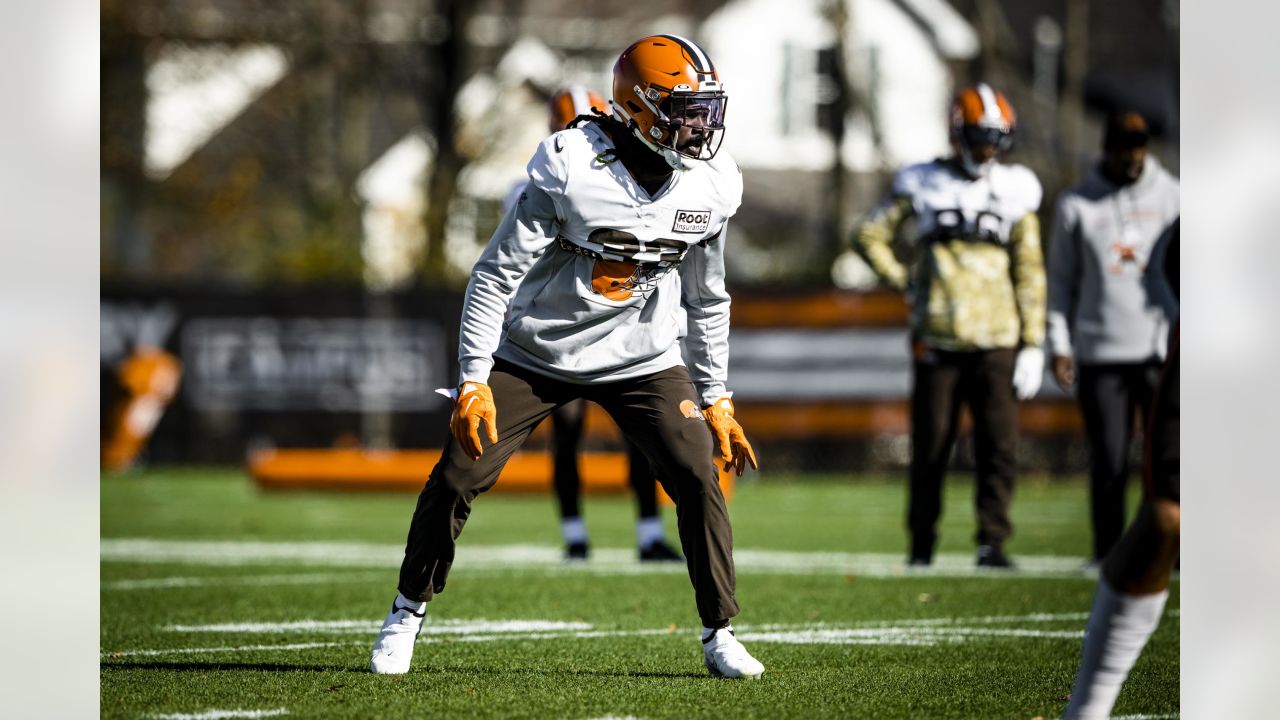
[575,229,689,301]
[672,209,711,234]
[591,260,641,301]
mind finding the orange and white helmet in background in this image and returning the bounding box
[611,34,727,168]
[548,85,607,133]
[949,83,1016,178]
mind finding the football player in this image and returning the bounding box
[371,35,763,679]
[101,346,181,471]
[1062,222,1179,719]
[513,85,683,564]
[853,83,1047,568]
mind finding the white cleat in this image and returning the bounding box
[703,628,765,679]
[369,595,426,674]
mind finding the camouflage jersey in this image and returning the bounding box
[855,158,1045,351]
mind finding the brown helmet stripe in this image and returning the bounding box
[657,34,715,75]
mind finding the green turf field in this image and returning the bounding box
[101,469,1177,719]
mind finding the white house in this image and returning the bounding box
[703,0,978,172]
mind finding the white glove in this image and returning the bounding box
[1012,347,1045,401]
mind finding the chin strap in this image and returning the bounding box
[612,99,694,171]
[627,122,691,170]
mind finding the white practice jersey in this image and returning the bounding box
[458,121,743,405]
[895,159,1042,246]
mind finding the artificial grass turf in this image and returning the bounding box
[101,468,1176,719]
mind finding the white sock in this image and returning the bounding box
[1063,578,1168,719]
[561,517,588,545]
[636,516,665,549]
[395,593,425,614]
[702,624,733,643]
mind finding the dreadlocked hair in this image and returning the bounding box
[568,108,629,164]
[569,107,674,186]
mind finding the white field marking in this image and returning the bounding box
[117,606,1178,658]
[148,709,288,720]
[164,618,593,635]
[168,611,1099,637]
[844,611,1092,627]
[1112,715,1179,719]
[102,539,1114,579]
[115,618,1083,657]
[103,571,386,591]
[733,630,938,646]
[421,624,1084,648]
[734,627,1084,645]
[738,612,1092,632]
[101,539,401,566]
[114,605,1181,658]
[109,630,677,660]
[105,642,343,658]
[418,629,677,644]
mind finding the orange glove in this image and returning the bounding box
[450,382,498,461]
[703,397,759,477]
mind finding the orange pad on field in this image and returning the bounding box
[248,448,733,505]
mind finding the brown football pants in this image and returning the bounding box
[397,358,739,626]
[908,347,1018,559]
[1077,361,1162,560]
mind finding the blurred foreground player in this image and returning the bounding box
[524,86,682,564]
[1063,222,1179,719]
[371,35,762,678]
[101,347,181,471]
[854,83,1046,568]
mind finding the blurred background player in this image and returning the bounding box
[1046,110,1180,567]
[1062,221,1179,719]
[504,85,682,563]
[372,34,763,679]
[853,83,1046,569]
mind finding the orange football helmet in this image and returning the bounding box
[611,34,727,167]
[548,85,606,133]
[949,83,1015,177]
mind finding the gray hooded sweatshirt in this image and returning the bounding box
[1046,155,1180,364]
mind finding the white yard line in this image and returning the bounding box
[162,613,1095,637]
[873,611,1090,626]
[109,607,1144,659]
[418,628,679,644]
[736,626,1085,644]
[101,538,1111,579]
[148,709,288,720]
[107,620,1086,657]
[116,606,1179,659]
[164,619,593,634]
[105,642,345,658]
[104,571,386,591]
[101,539,400,566]
[737,612,1092,631]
